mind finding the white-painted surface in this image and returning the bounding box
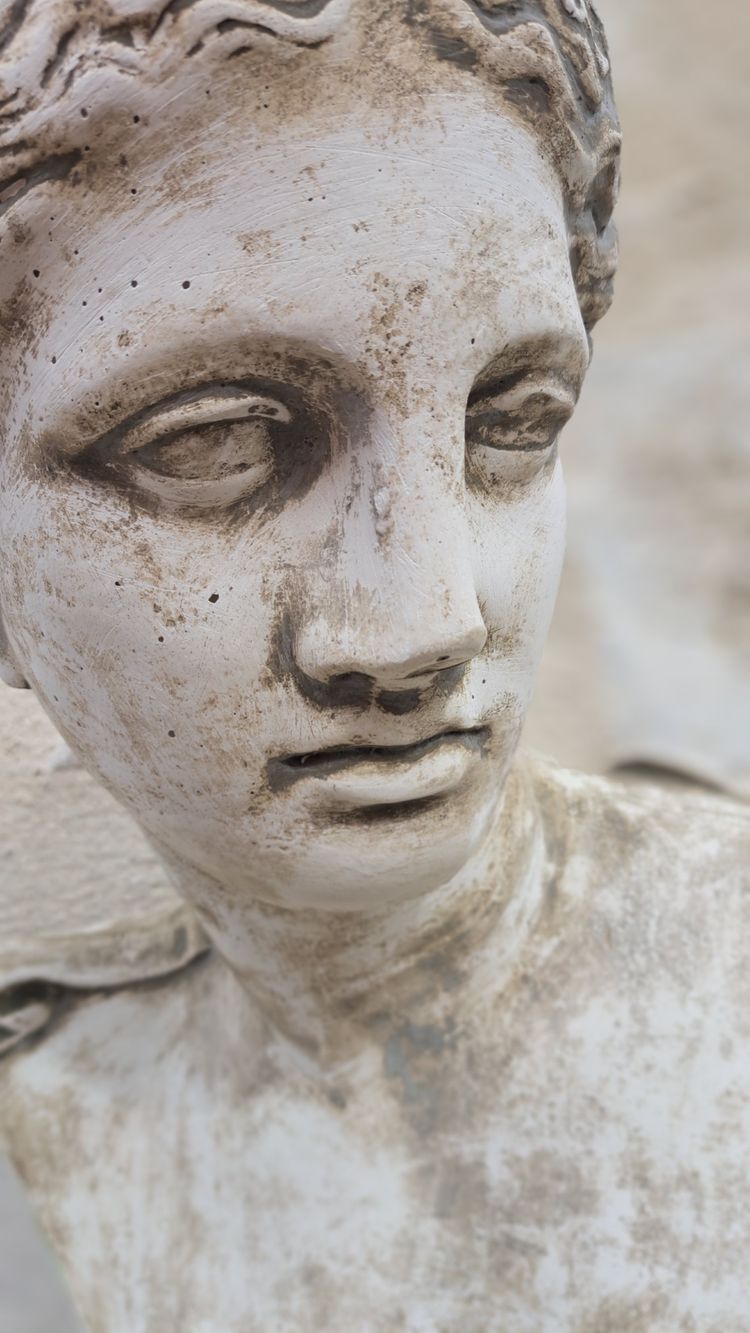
[0,0,747,1328]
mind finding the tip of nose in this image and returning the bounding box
[296,612,488,694]
[405,622,487,680]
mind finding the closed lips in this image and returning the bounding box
[278,727,490,779]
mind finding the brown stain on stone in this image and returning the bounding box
[239,226,276,256]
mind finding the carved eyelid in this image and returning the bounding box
[467,377,576,415]
[120,393,292,455]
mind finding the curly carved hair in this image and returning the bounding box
[0,0,620,330]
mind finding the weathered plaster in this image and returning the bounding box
[1,2,748,1329]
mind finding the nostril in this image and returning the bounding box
[405,655,459,680]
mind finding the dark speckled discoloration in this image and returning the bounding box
[429,29,480,69]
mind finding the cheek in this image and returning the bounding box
[0,487,278,799]
[470,461,566,661]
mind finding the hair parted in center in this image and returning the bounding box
[0,0,619,330]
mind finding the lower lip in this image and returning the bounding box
[287,732,487,808]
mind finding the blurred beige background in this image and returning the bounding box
[2,0,748,1326]
[525,0,750,794]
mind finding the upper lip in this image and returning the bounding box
[274,725,490,779]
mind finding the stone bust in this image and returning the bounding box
[1,2,748,1329]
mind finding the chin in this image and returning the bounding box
[275,817,497,912]
[183,786,501,915]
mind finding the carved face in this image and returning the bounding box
[0,68,589,911]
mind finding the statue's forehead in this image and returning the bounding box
[3,99,572,352]
[0,0,619,337]
[105,88,561,217]
[6,137,586,461]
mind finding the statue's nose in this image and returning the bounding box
[294,599,487,692]
[294,480,487,693]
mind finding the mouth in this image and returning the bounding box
[267,727,491,815]
[277,725,490,779]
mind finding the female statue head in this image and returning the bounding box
[0,0,619,913]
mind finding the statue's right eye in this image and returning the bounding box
[132,417,274,483]
[100,393,291,509]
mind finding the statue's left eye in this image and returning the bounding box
[465,383,574,487]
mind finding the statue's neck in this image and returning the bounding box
[166,762,545,1075]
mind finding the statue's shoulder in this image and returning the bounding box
[0,915,211,1162]
[525,749,750,998]
[528,749,749,876]
[0,951,233,1169]
[0,868,208,1058]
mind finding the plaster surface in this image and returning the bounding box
[0,0,748,1329]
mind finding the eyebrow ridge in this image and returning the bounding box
[469,331,589,405]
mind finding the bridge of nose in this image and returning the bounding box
[294,444,487,687]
